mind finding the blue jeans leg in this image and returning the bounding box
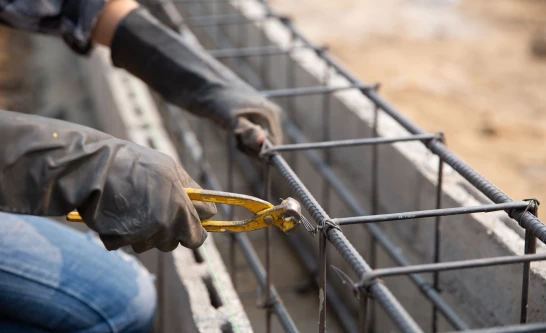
[0,213,157,333]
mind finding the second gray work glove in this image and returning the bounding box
[0,111,216,253]
[110,7,282,154]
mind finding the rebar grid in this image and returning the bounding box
[146,0,546,332]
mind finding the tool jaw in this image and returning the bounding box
[278,197,303,233]
[200,197,302,233]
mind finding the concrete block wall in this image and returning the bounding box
[179,0,546,331]
[81,46,252,333]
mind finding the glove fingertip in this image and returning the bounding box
[200,228,208,247]
[184,228,208,249]
[193,201,217,220]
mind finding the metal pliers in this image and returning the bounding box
[67,188,307,233]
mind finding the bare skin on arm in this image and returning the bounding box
[92,0,140,47]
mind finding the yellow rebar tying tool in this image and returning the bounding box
[66,188,308,233]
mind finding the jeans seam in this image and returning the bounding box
[0,265,118,333]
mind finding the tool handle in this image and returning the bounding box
[185,188,273,213]
[65,188,276,232]
[67,211,83,222]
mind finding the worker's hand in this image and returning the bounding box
[0,111,216,253]
[110,7,283,155]
[215,91,283,154]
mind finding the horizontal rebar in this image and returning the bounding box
[208,45,313,59]
[156,0,233,4]
[260,84,373,98]
[361,253,546,282]
[336,201,529,225]
[445,323,546,333]
[185,14,271,27]
[264,133,438,153]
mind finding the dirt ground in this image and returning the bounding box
[269,0,546,203]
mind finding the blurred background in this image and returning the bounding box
[269,0,546,203]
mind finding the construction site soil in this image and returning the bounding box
[269,0,546,205]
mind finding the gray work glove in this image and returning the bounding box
[110,7,283,154]
[0,111,216,253]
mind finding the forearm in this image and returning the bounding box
[92,0,140,47]
[3,0,282,149]
[109,7,261,127]
[0,110,213,252]
[106,7,282,150]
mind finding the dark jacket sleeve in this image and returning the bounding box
[0,0,107,54]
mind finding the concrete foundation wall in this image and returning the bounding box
[180,0,546,331]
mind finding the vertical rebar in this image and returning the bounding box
[368,104,379,333]
[260,24,269,88]
[319,62,331,333]
[264,160,273,333]
[371,104,379,214]
[319,229,328,333]
[157,252,165,333]
[432,153,444,333]
[286,26,298,172]
[521,203,538,323]
[237,0,245,48]
[213,0,222,45]
[286,27,296,114]
[359,291,369,333]
[198,122,207,183]
[227,134,237,289]
[260,8,273,330]
[321,57,332,211]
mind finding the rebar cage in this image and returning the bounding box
[143,0,546,332]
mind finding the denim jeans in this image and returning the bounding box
[0,212,157,333]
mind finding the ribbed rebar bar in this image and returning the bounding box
[336,202,529,225]
[269,153,423,333]
[445,322,546,333]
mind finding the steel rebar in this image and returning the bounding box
[263,133,438,153]
[360,253,546,282]
[336,202,529,225]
